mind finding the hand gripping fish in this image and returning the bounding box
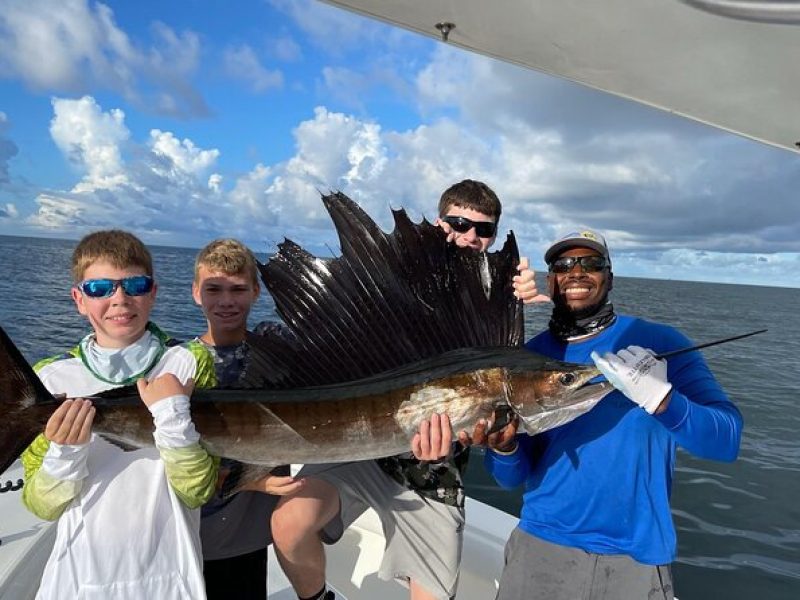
[0,193,613,479]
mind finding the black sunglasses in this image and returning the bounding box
[548,255,609,274]
[442,215,497,238]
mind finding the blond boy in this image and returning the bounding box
[21,230,218,599]
[192,239,302,599]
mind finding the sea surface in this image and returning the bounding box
[0,235,798,599]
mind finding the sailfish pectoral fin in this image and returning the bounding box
[219,461,291,498]
[252,402,323,448]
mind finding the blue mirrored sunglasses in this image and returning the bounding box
[77,275,154,298]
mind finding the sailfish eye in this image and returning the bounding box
[559,373,576,386]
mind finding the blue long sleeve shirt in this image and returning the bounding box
[484,315,742,565]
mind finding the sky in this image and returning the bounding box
[0,0,799,288]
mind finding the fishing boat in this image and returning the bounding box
[1,1,797,598]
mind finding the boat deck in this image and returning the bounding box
[1,460,515,599]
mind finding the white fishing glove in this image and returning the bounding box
[590,345,672,414]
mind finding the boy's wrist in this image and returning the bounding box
[150,394,200,448]
[41,441,91,480]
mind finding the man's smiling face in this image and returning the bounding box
[548,247,612,315]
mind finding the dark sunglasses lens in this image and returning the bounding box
[473,222,496,238]
[581,257,607,272]
[444,216,496,238]
[80,279,116,298]
[550,258,574,273]
[444,216,472,233]
[121,276,154,296]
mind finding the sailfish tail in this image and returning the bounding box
[0,325,57,475]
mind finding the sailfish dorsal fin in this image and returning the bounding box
[245,191,523,388]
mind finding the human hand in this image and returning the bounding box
[513,257,551,304]
[458,412,519,454]
[44,398,95,445]
[435,217,458,244]
[412,413,453,461]
[591,345,672,414]
[137,374,195,408]
[241,473,306,496]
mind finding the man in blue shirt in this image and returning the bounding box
[480,229,743,599]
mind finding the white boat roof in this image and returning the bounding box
[322,0,800,154]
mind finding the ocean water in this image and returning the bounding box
[0,235,798,599]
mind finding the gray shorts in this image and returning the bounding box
[299,460,465,600]
[496,528,674,600]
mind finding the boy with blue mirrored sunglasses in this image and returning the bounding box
[21,229,218,599]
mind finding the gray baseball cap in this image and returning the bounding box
[544,229,611,265]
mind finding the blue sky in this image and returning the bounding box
[1,0,799,288]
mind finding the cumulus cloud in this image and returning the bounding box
[0,203,18,218]
[27,97,220,242]
[12,9,800,288]
[223,44,284,93]
[270,0,381,55]
[270,35,302,62]
[411,49,800,260]
[0,112,19,184]
[49,96,129,190]
[0,0,207,117]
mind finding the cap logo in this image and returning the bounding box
[579,230,598,242]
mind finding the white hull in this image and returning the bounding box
[1,460,517,599]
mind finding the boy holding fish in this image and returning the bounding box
[270,180,544,600]
[191,238,303,599]
[20,229,218,599]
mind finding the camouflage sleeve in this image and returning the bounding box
[148,391,221,509]
[159,445,221,509]
[184,339,218,389]
[21,434,85,521]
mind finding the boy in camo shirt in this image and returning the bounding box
[271,181,543,600]
[192,239,303,599]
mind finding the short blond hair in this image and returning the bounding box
[194,239,260,287]
[71,230,153,283]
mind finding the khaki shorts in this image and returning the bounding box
[299,461,465,600]
[496,527,675,600]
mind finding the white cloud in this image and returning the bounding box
[49,96,129,190]
[0,0,207,117]
[0,112,19,184]
[28,97,220,237]
[149,130,219,176]
[270,0,381,55]
[8,61,800,286]
[223,44,284,93]
[270,35,302,62]
[614,249,800,288]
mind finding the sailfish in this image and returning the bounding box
[0,193,613,480]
